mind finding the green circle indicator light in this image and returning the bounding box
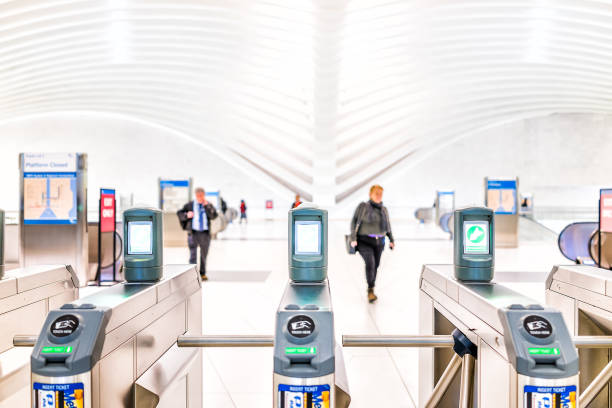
[467,226,485,243]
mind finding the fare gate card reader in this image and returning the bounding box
[289,204,328,282]
[274,204,344,407]
[123,207,163,282]
[498,305,579,407]
[273,280,335,408]
[454,207,495,282]
[31,305,111,408]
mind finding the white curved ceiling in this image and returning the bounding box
[2,0,611,204]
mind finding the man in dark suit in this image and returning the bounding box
[177,187,218,281]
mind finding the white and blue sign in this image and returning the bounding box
[160,179,190,212]
[278,384,331,408]
[23,153,77,173]
[523,385,576,408]
[160,180,189,189]
[437,190,455,211]
[34,382,85,407]
[487,179,517,215]
[23,153,78,225]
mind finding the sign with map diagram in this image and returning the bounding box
[23,153,78,225]
[160,179,190,212]
[486,179,518,215]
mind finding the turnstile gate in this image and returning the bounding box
[178,278,351,408]
[0,265,79,407]
[344,264,612,407]
[419,264,579,407]
[547,265,612,407]
[15,264,201,408]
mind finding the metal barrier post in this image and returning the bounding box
[579,358,612,407]
[423,354,463,408]
[177,335,274,348]
[13,335,37,347]
[459,354,475,408]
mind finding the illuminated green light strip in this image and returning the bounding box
[42,346,73,354]
[285,347,317,355]
[528,347,559,355]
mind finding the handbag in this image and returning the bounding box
[345,202,367,255]
[345,234,356,255]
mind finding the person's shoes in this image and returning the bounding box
[201,275,208,281]
[367,288,378,303]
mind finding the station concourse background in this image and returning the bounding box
[1,1,612,216]
[2,1,612,407]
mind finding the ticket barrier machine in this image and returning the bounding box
[14,265,202,408]
[0,265,79,407]
[343,210,612,406]
[178,279,351,407]
[343,265,612,407]
[546,265,612,407]
[178,204,351,407]
[419,264,581,407]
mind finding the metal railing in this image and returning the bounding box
[176,335,274,348]
[15,333,612,407]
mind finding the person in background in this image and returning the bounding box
[521,197,529,209]
[177,187,218,281]
[349,185,395,303]
[240,199,247,223]
[291,194,302,209]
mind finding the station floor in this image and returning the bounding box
[161,217,567,407]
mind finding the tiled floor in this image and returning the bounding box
[161,216,567,408]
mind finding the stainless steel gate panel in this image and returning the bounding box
[0,265,78,407]
[546,265,612,408]
[420,264,556,408]
[14,265,201,408]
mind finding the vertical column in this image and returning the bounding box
[312,1,346,206]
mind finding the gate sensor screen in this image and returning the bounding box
[463,221,489,255]
[294,221,321,255]
[128,221,153,255]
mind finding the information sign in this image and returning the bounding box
[100,189,115,233]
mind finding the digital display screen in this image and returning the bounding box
[128,221,153,255]
[285,347,317,355]
[294,221,321,255]
[528,347,559,355]
[463,221,489,254]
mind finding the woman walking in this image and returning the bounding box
[350,185,395,302]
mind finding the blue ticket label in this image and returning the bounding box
[278,384,330,408]
[523,385,576,408]
[33,382,84,408]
